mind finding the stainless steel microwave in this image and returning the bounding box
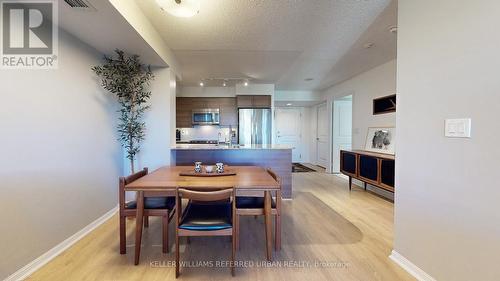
[192,108,220,125]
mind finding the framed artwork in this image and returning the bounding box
[373,94,396,115]
[364,127,396,155]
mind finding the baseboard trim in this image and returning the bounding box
[389,250,436,281]
[4,205,118,281]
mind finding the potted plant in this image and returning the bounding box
[92,49,154,173]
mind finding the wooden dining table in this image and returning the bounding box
[124,165,281,265]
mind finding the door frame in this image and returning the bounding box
[325,92,354,173]
[331,95,353,173]
[274,106,303,162]
[315,102,329,168]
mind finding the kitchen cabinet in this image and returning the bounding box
[252,95,272,108]
[176,97,238,127]
[220,105,237,126]
[236,95,271,108]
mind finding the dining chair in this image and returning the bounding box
[175,187,236,278]
[234,168,282,253]
[119,167,176,255]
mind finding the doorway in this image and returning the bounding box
[332,95,353,173]
[316,103,329,168]
[275,107,302,162]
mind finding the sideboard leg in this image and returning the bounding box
[349,177,352,191]
[364,182,367,191]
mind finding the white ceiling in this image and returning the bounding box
[135,0,397,91]
[57,0,167,67]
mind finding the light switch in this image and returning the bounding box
[445,118,471,138]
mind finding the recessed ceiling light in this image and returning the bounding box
[286,103,292,106]
[156,0,200,18]
[222,81,227,87]
[388,25,398,33]
[304,78,314,81]
[363,42,375,49]
[199,81,204,86]
[243,81,248,87]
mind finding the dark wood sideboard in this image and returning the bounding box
[340,150,395,192]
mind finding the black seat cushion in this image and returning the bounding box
[125,197,175,210]
[179,201,232,231]
[236,196,276,209]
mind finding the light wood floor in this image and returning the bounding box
[28,172,414,281]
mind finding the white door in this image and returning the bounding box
[316,103,329,168]
[275,107,302,162]
[332,99,352,173]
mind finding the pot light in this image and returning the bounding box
[388,25,398,34]
[222,81,227,87]
[156,0,200,18]
[286,103,292,106]
[199,81,204,86]
[363,42,375,49]
[243,81,249,87]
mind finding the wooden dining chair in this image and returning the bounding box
[175,187,236,278]
[234,168,282,254]
[119,167,176,255]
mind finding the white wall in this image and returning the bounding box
[0,31,122,279]
[135,67,176,173]
[319,60,396,197]
[274,90,321,103]
[395,1,500,281]
[322,60,396,151]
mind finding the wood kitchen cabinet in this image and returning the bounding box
[236,95,271,108]
[252,95,272,107]
[176,97,238,127]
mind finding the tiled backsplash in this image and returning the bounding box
[178,126,232,142]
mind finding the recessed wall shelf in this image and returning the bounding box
[373,94,397,115]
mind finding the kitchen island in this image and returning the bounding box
[171,144,293,198]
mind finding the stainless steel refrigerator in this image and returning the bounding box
[238,108,272,145]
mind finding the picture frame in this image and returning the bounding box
[364,127,396,155]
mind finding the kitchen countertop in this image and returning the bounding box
[171,144,294,150]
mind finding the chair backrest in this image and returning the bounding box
[119,168,148,211]
[175,187,235,227]
[266,168,281,188]
[177,188,234,202]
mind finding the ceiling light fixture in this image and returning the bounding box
[222,81,227,87]
[199,81,204,86]
[363,42,375,49]
[388,25,398,34]
[156,0,200,18]
[244,81,249,87]
[286,103,292,106]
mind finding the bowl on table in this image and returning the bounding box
[205,165,214,173]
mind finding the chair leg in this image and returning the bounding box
[264,191,272,261]
[119,215,126,254]
[275,214,281,251]
[144,215,149,228]
[231,231,236,276]
[175,232,180,278]
[235,215,240,250]
[162,215,168,253]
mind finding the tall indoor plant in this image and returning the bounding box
[92,49,154,173]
